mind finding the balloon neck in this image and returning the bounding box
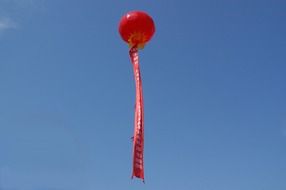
[128,32,146,50]
[128,43,145,50]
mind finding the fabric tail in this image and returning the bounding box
[129,47,144,181]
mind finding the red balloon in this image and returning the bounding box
[119,11,155,49]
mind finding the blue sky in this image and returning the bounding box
[0,0,285,189]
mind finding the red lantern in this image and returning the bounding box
[118,11,155,182]
[119,11,155,49]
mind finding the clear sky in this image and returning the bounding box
[0,0,285,189]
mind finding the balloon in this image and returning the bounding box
[119,11,155,49]
[118,11,155,182]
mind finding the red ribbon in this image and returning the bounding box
[129,47,145,181]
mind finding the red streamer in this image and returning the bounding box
[129,47,145,181]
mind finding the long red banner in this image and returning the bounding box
[129,47,145,181]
